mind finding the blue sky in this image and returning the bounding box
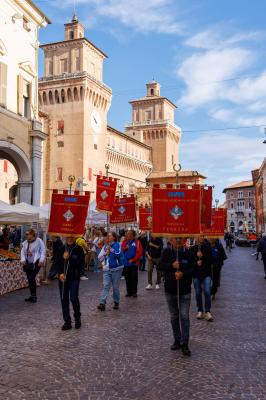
[36,0,266,202]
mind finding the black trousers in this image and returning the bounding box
[211,264,222,296]
[26,266,40,298]
[124,265,138,295]
[262,254,266,275]
[59,280,81,324]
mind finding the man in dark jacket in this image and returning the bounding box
[56,237,85,330]
[158,238,195,356]
[191,236,214,321]
[257,233,266,279]
[210,238,227,299]
[146,235,163,289]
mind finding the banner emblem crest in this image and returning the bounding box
[170,205,183,220]
[63,209,74,222]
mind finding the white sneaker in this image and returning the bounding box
[80,275,88,281]
[197,311,204,320]
[145,284,153,290]
[155,284,160,289]
[205,312,214,322]
[121,276,125,280]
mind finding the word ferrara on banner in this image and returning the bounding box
[152,184,201,236]
[139,205,152,231]
[48,190,90,237]
[110,195,137,225]
[96,175,118,214]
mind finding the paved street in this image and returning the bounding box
[0,245,266,400]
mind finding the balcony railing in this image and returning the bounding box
[39,71,112,93]
[125,119,181,130]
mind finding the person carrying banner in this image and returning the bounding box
[122,230,142,297]
[191,236,214,321]
[158,238,195,356]
[21,229,46,303]
[56,237,85,331]
[97,232,124,311]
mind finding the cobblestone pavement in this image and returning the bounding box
[0,245,266,400]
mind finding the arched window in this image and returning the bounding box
[61,89,65,103]
[73,87,79,101]
[67,88,72,102]
[54,90,60,104]
[48,90,54,105]
[42,91,47,105]
[80,86,84,101]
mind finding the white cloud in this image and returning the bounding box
[180,132,265,200]
[177,47,252,108]
[63,0,183,34]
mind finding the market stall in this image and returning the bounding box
[0,201,41,296]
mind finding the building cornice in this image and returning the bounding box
[107,125,151,149]
[129,97,177,109]
[40,38,107,59]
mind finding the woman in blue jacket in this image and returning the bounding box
[97,232,124,311]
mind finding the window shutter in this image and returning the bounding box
[0,63,7,107]
[17,74,23,115]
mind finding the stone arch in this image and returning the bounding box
[61,89,66,103]
[67,88,73,102]
[48,90,54,105]
[42,91,47,105]
[55,90,60,104]
[0,140,32,203]
[80,86,84,100]
[73,87,79,101]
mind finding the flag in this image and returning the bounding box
[110,195,137,224]
[96,175,118,214]
[201,186,213,229]
[48,190,90,236]
[152,184,201,236]
[201,208,225,237]
[139,205,152,231]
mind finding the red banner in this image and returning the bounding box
[223,208,228,230]
[110,195,136,224]
[201,186,213,229]
[139,205,152,231]
[48,191,90,236]
[96,175,118,214]
[152,185,201,236]
[201,208,225,237]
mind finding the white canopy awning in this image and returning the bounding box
[0,201,39,224]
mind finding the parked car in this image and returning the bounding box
[235,234,251,247]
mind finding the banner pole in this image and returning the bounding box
[105,164,110,232]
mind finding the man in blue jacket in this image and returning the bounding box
[122,230,142,297]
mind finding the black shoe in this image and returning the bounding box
[113,302,119,310]
[264,275,266,279]
[181,344,191,356]
[24,296,37,303]
[75,320,81,329]
[97,303,106,311]
[62,323,72,331]
[132,293,138,298]
[171,342,181,351]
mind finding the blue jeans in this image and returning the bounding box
[165,292,191,345]
[193,276,212,312]
[94,247,100,273]
[59,280,80,324]
[100,269,123,304]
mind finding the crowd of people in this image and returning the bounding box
[17,227,232,357]
[16,226,266,357]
